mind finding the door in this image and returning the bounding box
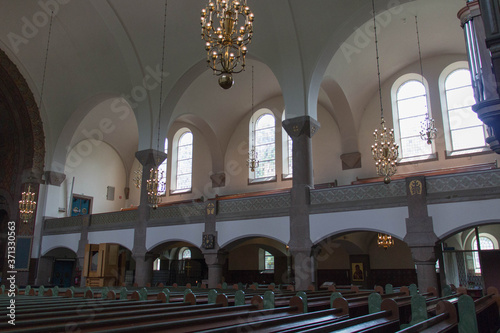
[52,260,74,287]
[71,196,91,216]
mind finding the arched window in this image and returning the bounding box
[158,138,168,195]
[471,235,497,274]
[442,68,486,153]
[264,251,274,270]
[171,129,193,193]
[249,111,275,180]
[153,258,161,271]
[282,111,293,178]
[179,248,191,260]
[392,78,434,161]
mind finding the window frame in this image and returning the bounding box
[281,111,293,179]
[264,251,275,271]
[170,128,193,194]
[438,62,489,158]
[391,74,437,164]
[471,234,498,274]
[249,109,277,183]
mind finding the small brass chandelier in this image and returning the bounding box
[370,0,398,184]
[248,146,259,172]
[133,168,142,189]
[200,0,254,89]
[19,184,37,223]
[377,233,395,250]
[147,0,168,209]
[147,168,162,208]
[19,11,55,222]
[420,114,437,145]
[415,15,437,145]
[247,66,259,172]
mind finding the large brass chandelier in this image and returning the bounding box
[370,0,398,184]
[201,0,254,89]
[372,120,399,184]
[377,233,395,250]
[19,185,37,223]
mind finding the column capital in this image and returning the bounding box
[457,0,480,26]
[203,250,227,266]
[282,116,320,139]
[210,172,226,188]
[135,149,167,167]
[43,171,66,186]
[408,246,437,265]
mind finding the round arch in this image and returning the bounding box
[313,230,415,289]
[222,235,289,285]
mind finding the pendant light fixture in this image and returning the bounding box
[415,15,437,145]
[20,12,55,222]
[377,233,395,250]
[247,65,259,172]
[370,0,399,184]
[200,0,254,89]
[147,0,168,209]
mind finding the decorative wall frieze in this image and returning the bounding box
[426,169,500,193]
[149,202,205,220]
[310,180,406,205]
[218,193,291,214]
[42,169,500,235]
[91,210,138,226]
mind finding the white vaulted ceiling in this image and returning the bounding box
[0,0,466,173]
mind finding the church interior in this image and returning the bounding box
[2,0,500,331]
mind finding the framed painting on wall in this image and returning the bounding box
[352,262,364,281]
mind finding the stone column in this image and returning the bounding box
[282,116,320,291]
[201,201,226,288]
[134,253,154,287]
[204,252,226,288]
[132,149,167,286]
[34,171,66,286]
[76,215,90,287]
[403,177,439,293]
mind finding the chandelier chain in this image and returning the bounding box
[370,0,398,184]
[372,0,383,120]
[415,14,437,144]
[157,0,168,153]
[247,65,259,171]
[251,65,255,146]
[415,15,425,88]
[147,0,168,209]
[39,11,54,110]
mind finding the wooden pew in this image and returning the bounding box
[194,296,350,333]
[198,298,399,333]
[458,288,500,333]
[0,296,166,318]
[0,293,225,332]
[0,294,289,333]
[397,300,458,333]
